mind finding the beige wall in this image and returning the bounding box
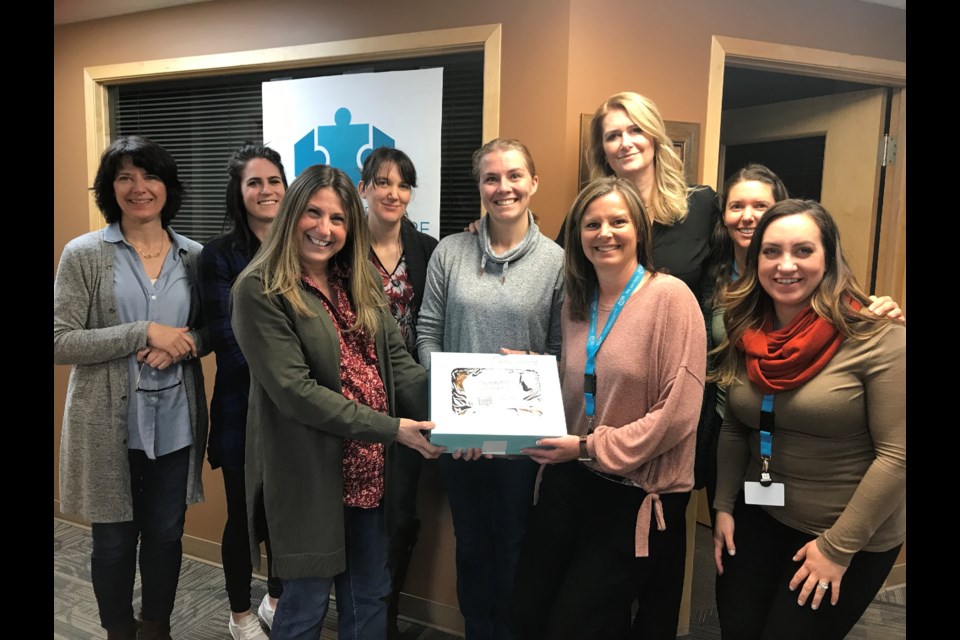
[54,0,906,626]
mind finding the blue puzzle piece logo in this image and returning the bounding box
[294,107,395,183]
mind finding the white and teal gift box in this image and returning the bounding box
[428,352,568,455]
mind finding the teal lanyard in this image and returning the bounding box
[584,265,646,429]
[759,393,775,486]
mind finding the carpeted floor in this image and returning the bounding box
[54,518,905,639]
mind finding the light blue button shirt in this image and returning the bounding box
[105,223,193,460]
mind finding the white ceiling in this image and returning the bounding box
[53,0,905,26]
[54,0,214,25]
[859,0,906,7]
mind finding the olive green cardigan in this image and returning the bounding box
[232,268,428,579]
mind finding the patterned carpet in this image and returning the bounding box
[54,518,905,639]
[54,518,460,640]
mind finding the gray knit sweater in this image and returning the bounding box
[54,228,208,523]
[417,212,564,368]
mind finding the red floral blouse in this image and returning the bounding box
[372,249,417,357]
[303,268,386,509]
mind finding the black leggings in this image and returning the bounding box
[511,462,690,640]
[716,499,900,640]
[221,465,282,612]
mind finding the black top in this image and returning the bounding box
[555,186,720,302]
[650,186,718,302]
[398,217,440,318]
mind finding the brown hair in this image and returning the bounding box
[711,199,890,386]
[563,177,657,321]
[707,163,790,307]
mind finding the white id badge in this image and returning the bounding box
[744,481,785,506]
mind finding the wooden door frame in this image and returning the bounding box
[703,36,905,304]
[696,35,906,587]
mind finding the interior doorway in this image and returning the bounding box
[702,36,906,308]
[723,134,826,201]
[698,36,906,589]
[719,69,891,287]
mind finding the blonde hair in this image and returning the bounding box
[588,92,689,225]
[471,137,537,181]
[237,164,384,335]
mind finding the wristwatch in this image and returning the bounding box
[577,435,592,462]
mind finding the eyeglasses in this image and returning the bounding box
[135,361,182,394]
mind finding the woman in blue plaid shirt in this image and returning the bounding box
[199,142,288,640]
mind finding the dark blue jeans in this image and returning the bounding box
[271,505,390,640]
[439,456,539,640]
[90,446,189,631]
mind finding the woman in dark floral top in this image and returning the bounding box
[358,147,438,639]
[232,164,443,640]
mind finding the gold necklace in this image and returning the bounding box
[129,234,165,259]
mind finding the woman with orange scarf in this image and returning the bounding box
[711,199,905,640]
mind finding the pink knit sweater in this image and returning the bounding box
[559,273,707,556]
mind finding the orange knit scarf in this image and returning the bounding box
[738,306,843,394]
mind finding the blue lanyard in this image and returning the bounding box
[759,393,775,486]
[584,265,646,427]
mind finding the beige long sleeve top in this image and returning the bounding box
[714,323,906,566]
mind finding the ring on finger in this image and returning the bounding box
[817,581,829,591]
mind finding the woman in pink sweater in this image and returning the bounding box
[512,177,707,639]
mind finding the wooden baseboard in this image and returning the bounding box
[182,534,223,566]
[884,562,906,588]
[54,504,89,529]
[396,593,465,636]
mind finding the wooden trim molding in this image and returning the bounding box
[712,36,907,85]
[82,24,503,231]
[702,35,906,188]
[874,88,907,311]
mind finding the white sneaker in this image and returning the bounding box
[229,612,268,640]
[257,595,276,630]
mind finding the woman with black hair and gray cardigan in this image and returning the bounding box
[54,136,208,640]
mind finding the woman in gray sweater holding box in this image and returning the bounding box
[417,138,564,640]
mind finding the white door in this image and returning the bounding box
[721,88,888,286]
